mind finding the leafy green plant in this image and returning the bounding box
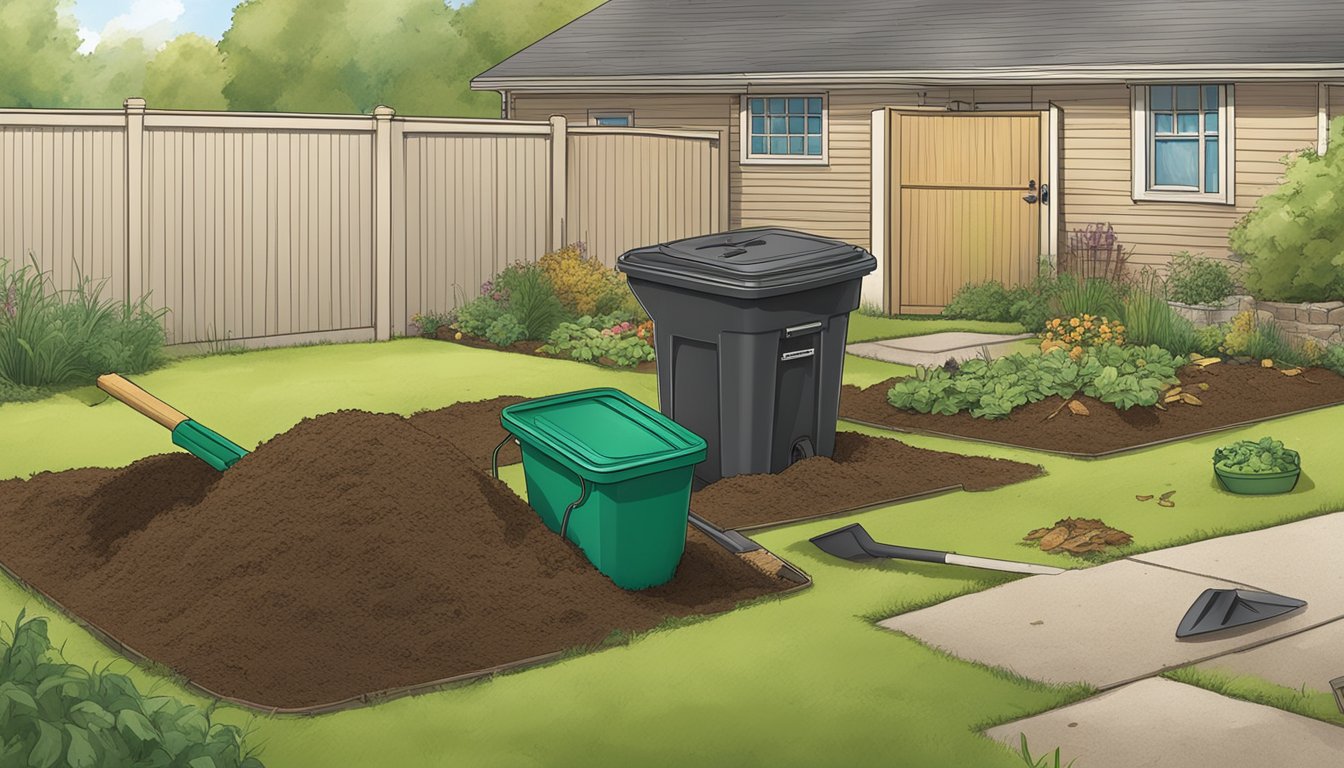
[1213,437,1300,474]
[1052,274,1124,320]
[886,345,1184,419]
[1218,311,1308,366]
[1165,251,1238,306]
[454,294,506,337]
[1193,324,1225,357]
[542,315,655,367]
[1320,344,1344,376]
[409,310,456,337]
[0,256,166,396]
[0,609,265,768]
[1118,270,1198,354]
[484,313,526,347]
[942,270,1065,330]
[1229,117,1344,301]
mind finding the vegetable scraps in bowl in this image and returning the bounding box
[1212,437,1300,474]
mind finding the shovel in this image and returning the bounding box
[96,374,249,471]
[811,523,1065,576]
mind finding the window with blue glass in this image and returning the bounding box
[1147,84,1225,195]
[746,96,824,159]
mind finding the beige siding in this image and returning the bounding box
[515,82,1324,275]
[142,128,375,344]
[566,132,719,266]
[1331,85,1344,125]
[0,127,126,299]
[401,133,550,322]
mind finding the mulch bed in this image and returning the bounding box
[429,327,658,374]
[840,361,1344,456]
[415,396,1045,532]
[0,410,789,710]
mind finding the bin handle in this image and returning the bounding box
[492,429,590,541]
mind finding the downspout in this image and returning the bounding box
[499,90,510,119]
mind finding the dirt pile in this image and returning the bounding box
[840,362,1344,456]
[1023,518,1133,554]
[0,409,786,709]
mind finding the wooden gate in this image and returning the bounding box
[888,111,1047,314]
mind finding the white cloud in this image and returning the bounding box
[90,0,186,50]
[77,27,102,55]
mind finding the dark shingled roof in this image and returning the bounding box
[474,0,1344,85]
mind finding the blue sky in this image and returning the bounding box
[70,0,468,53]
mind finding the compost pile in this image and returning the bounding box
[0,408,787,710]
[840,361,1344,456]
[1023,518,1133,555]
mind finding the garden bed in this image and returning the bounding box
[412,397,1044,532]
[430,326,658,373]
[840,362,1344,456]
[0,410,793,711]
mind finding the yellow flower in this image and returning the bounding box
[1100,325,1110,334]
[1070,318,1081,327]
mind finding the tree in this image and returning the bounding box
[75,37,152,107]
[0,0,83,107]
[144,34,230,109]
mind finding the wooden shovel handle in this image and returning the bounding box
[96,374,190,431]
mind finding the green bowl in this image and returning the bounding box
[1213,465,1301,495]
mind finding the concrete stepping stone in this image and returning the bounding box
[846,331,1033,367]
[985,678,1344,768]
[1195,618,1344,695]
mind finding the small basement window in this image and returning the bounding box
[588,110,633,127]
[1132,84,1234,203]
[741,95,827,164]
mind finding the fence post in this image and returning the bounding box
[124,98,146,303]
[373,105,394,340]
[549,115,568,251]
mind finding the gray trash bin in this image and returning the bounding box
[617,228,877,487]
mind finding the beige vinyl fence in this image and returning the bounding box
[0,101,722,346]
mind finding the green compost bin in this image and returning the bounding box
[501,388,707,590]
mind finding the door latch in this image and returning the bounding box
[1022,179,1038,204]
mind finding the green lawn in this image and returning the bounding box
[847,313,1026,343]
[1,339,1341,767]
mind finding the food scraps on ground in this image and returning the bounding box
[1136,494,1153,501]
[1067,400,1090,416]
[1024,518,1133,554]
[1261,359,1275,368]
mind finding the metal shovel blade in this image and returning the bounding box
[810,523,1064,576]
[1176,588,1306,638]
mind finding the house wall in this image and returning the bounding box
[512,81,1324,276]
[1332,84,1344,125]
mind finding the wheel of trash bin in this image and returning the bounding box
[791,437,816,465]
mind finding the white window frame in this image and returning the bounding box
[739,93,829,166]
[588,109,634,127]
[1131,83,1235,204]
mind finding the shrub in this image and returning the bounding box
[485,313,526,347]
[455,294,506,337]
[1052,274,1125,320]
[538,243,626,317]
[0,609,265,768]
[886,344,1184,419]
[942,281,1016,322]
[1118,270,1198,354]
[409,310,455,337]
[1193,324,1226,357]
[1165,252,1238,306]
[1229,117,1344,302]
[496,263,568,339]
[0,256,166,393]
[1320,344,1344,376]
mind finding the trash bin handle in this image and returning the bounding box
[491,429,589,540]
[490,432,515,480]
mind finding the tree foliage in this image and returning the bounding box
[0,0,603,116]
[1230,117,1344,302]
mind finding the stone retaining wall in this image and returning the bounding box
[1169,295,1344,345]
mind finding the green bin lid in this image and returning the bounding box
[501,388,707,480]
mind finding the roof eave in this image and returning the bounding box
[472,63,1344,92]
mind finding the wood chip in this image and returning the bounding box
[1282,368,1303,376]
[1195,357,1222,367]
[1159,490,1176,501]
[1157,499,1175,508]
[1164,393,1183,403]
[1166,386,1183,396]
[1136,494,1153,501]
[1180,393,1203,405]
[1023,528,1051,541]
[1103,531,1134,545]
[1198,382,1210,391]
[1261,358,1275,368]
[1067,400,1090,416]
[1038,526,1070,551]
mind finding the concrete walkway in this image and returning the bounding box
[879,513,1344,765]
[985,678,1344,768]
[847,331,1033,367]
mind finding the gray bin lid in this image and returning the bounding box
[616,228,877,299]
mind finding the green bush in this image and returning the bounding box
[542,315,655,367]
[0,257,166,396]
[1165,252,1238,306]
[1193,324,1225,357]
[0,609,265,768]
[1320,344,1344,376]
[1118,272,1198,354]
[1053,275,1125,320]
[942,270,1064,330]
[485,313,526,347]
[886,344,1184,419]
[497,264,568,339]
[455,294,506,337]
[409,310,455,337]
[1229,117,1344,302]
